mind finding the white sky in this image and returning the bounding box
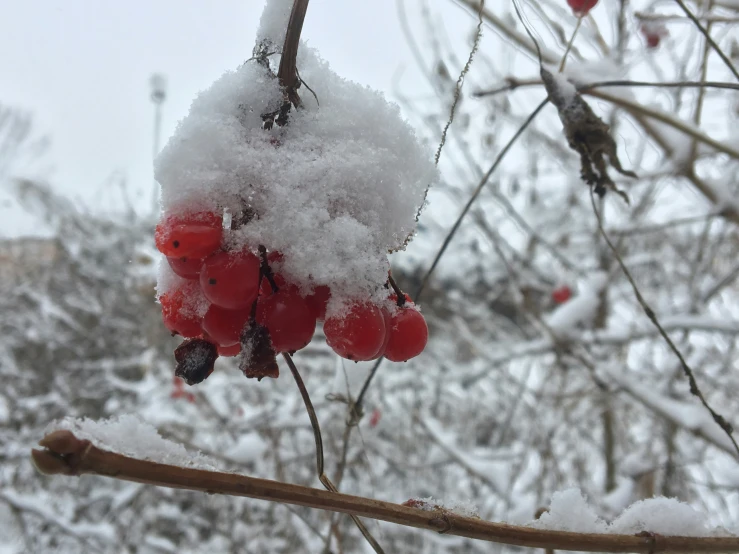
[0,0,472,237]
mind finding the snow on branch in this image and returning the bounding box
[31,424,739,552]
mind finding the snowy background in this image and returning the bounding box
[2,0,739,552]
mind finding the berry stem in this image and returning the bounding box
[283,352,385,553]
[387,273,407,307]
[277,0,310,109]
[258,245,280,293]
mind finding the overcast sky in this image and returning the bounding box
[1,1,473,236]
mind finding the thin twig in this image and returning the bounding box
[559,16,583,72]
[355,98,548,410]
[475,78,739,97]
[31,430,739,552]
[434,0,484,166]
[589,190,739,459]
[415,98,548,301]
[282,353,385,554]
[672,0,739,82]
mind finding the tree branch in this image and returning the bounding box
[31,430,739,553]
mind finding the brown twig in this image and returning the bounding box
[282,353,385,554]
[672,0,739,81]
[277,0,310,108]
[31,429,739,552]
[589,190,739,459]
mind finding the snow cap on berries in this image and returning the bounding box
[155,40,437,306]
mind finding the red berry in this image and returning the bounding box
[218,342,242,357]
[155,211,223,258]
[640,22,667,49]
[160,287,202,338]
[324,302,386,361]
[200,250,261,309]
[384,305,428,362]
[201,305,251,346]
[552,285,572,304]
[257,288,316,352]
[567,0,597,15]
[369,408,381,428]
[306,285,331,321]
[167,255,206,280]
[370,307,392,360]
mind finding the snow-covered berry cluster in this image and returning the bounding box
[154,10,436,382]
[155,210,428,366]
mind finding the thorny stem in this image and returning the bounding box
[559,16,583,72]
[31,430,739,552]
[589,190,739,459]
[282,353,385,554]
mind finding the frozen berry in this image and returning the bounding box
[370,307,393,360]
[167,255,206,280]
[201,305,251,346]
[567,0,597,15]
[155,211,223,258]
[200,250,261,309]
[552,285,572,305]
[160,288,202,338]
[257,287,316,352]
[306,285,331,321]
[384,304,428,362]
[324,302,386,361]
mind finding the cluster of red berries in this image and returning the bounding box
[156,209,429,379]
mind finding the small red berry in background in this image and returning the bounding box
[200,250,261,309]
[171,376,196,403]
[155,210,223,258]
[160,287,203,338]
[640,21,668,49]
[324,302,387,361]
[567,0,598,15]
[383,303,428,362]
[552,285,572,305]
[256,287,317,352]
[369,408,381,428]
